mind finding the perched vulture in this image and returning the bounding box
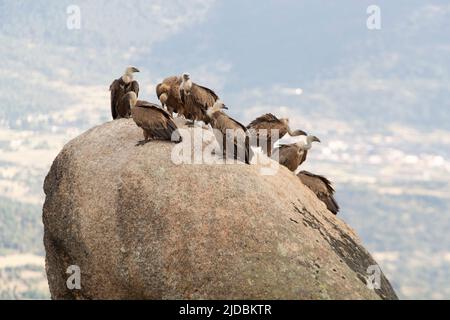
[180,73,219,124]
[125,92,182,144]
[110,66,140,119]
[297,171,339,215]
[156,76,184,116]
[206,101,252,164]
[271,135,320,171]
[247,113,306,156]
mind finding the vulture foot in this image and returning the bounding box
[136,140,150,146]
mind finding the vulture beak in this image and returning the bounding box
[312,136,321,143]
[222,105,228,110]
[132,67,140,73]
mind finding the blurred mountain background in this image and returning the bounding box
[0,0,449,299]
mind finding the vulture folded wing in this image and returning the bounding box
[157,77,184,115]
[247,114,289,154]
[110,79,123,119]
[156,83,164,99]
[298,149,308,167]
[230,117,252,164]
[133,102,181,142]
[116,93,132,118]
[272,145,299,171]
[129,80,140,97]
[230,117,248,133]
[168,77,183,100]
[298,171,339,215]
[247,113,280,129]
[188,83,219,109]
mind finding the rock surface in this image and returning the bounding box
[43,119,398,300]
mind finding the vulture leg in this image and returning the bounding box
[136,130,150,146]
[267,137,272,157]
[136,140,147,146]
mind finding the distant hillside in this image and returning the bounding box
[0,197,44,255]
[0,197,48,299]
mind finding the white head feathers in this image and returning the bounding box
[274,133,320,150]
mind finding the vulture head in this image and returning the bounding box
[207,100,228,117]
[125,66,140,75]
[123,66,140,83]
[307,135,321,144]
[182,73,191,81]
[302,135,321,150]
[181,73,193,96]
[277,133,320,150]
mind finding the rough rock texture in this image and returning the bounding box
[43,119,398,300]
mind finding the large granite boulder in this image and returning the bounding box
[43,119,397,300]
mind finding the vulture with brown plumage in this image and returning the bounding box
[179,73,219,124]
[271,134,321,172]
[156,76,185,117]
[297,171,339,215]
[247,113,306,156]
[156,73,219,124]
[110,67,140,119]
[206,101,252,164]
[123,92,182,145]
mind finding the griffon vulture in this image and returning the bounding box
[206,101,252,164]
[297,171,339,215]
[180,73,219,124]
[110,66,140,119]
[156,76,184,117]
[124,92,182,145]
[271,134,320,171]
[247,113,306,156]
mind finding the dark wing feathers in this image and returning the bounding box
[110,79,123,119]
[194,84,219,101]
[129,80,139,97]
[302,171,336,193]
[247,114,289,155]
[156,83,164,99]
[209,112,252,164]
[185,83,218,111]
[230,117,248,133]
[156,77,184,115]
[133,102,182,142]
[272,145,299,171]
[298,171,339,215]
[110,78,139,120]
[298,149,308,167]
[247,113,280,128]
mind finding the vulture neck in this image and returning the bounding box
[299,142,312,150]
[182,79,192,92]
[207,108,221,119]
[122,74,133,84]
